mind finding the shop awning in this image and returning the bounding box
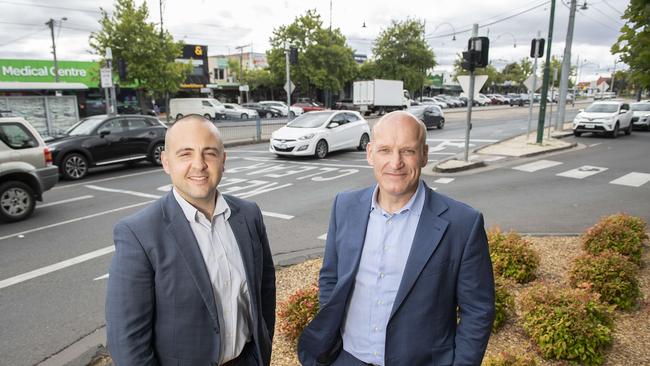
[0,82,89,90]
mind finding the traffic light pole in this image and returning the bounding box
[285,44,291,123]
[527,31,541,140]
[536,0,556,144]
[463,24,479,162]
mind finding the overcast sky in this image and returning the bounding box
[0,0,630,81]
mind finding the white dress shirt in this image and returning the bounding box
[173,189,252,365]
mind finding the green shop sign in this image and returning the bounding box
[0,59,101,87]
[427,74,443,87]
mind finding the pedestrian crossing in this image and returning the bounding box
[511,159,650,188]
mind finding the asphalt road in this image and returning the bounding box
[2,103,648,365]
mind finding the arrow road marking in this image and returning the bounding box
[557,165,608,179]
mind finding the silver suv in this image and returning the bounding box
[0,117,59,222]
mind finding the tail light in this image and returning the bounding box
[43,147,53,166]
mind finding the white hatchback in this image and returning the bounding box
[270,110,370,159]
[572,101,633,137]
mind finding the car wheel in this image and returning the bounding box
[61,153,88,180]
[175,113,183,120]
[437,118,445,129]
[0,181,35,222]
[625,122,632,135]
[573,130,582,137]
[241,113,248,119]
[150,142,165,166]
[357,133,370,151]
[611,123,619,138]
[264,112,271,118]
[315,140,328,159]
[289,111,296,118]
[203,113,213,121]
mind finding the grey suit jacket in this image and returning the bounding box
[106,192,275,366]
[298,182,495,366]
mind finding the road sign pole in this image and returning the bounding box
[527,31,541,140]
[285,43,292,123]
[464,24,479,162]
[537,0,556,144]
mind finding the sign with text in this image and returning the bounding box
[0,59,100,87]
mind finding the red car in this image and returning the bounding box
[292,101,326,112]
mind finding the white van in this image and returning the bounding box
[169,98,225,120]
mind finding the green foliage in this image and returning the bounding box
[277,284,320,346]
[520,284,614,366]
[372,19,436,92]
[540,55,576,88]
[452,56,503,92]
[611,0,650,89]
[487,228,540,283]
[89,0,191,96]
[570,251,641,310]
[582,213,646,265]
[483,351,538,366]
[493,278,515,332]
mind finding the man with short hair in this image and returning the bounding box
[106,115,275,366]
[299,111,495,366]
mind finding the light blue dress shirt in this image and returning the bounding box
[341,180,426,365]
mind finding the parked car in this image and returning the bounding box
[222,103,258,119]
[242,103,281,118]
[408,105,445,129]
[259,101,304,117]
[46,114,167,180]
[420,97,447,109]
[270,110,370,159]
[572,101,633,137]
[508,93,531,107]
[333,99,361,111]
[0,116,58,222]
[169,98,225,121]
[292,101,326,113]
[475,94,492,106]
[630,102,650,131]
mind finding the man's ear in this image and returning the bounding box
[420,143,429,167]
[366,142,374,166]
[161,150,170,174]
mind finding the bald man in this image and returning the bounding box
[106,115,275,366]
[298,111,495,366]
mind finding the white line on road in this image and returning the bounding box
[609,172,650,187]
[0,201,154,241]
[85,185,162,199]
[0,246,115,290]
[434,178,455,184]
[426,138,498,142]
[260,211,294,220]
[36,195,94,209]
[94,273,109,281]
[53,168,163,190]
[589,143,602,148]
[242,157,373,169]
[513,160,563,172]
[557,165,608,179]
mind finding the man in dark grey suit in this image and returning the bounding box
[299,111,495,365]
[106,115,275,366]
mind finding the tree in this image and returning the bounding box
[372,19,436,93]
[611,0,650,90]
[267,10,357,101]
[89,0,191,107]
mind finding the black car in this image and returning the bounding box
[333,99,359,111]
[508,93,530,107]
[407,105,445,129]
[47,114,167,180]
[242,103,281,118]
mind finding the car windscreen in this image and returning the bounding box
[287,112,334,128]
[67,116,106,136]
[585,104,618,113]
[631,103,650,111]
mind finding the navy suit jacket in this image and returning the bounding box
[298,182,495,366]
[106,192,276,366]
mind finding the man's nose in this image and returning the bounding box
[389,151,404,168]
[191,154,208,170]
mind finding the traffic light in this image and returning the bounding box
[461,37,489,71]
[461,50,478,72]
[289,47,298,65]
[117,58,127,81]
[530,38,545,58]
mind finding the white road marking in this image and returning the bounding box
[557,165,608,179]
[318,233,327,240]
[85,185,162,199]
[589,143,602,147]
[434,178,455,184]
[0,201,154,241]
[482,156,505,162]
[94,273,109,281]
[53,169,163,190]
[0,246,115,290]
[426,138,498,142]
[242,156,372,169]
[36,195,94,209]
[260,211,294,220]
[513,160,563,172]
[610,172,650,187]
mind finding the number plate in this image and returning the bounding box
[585,124,595,129]
[359,105,368,111]
[278,143,287,149]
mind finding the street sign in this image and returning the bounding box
[239,85,249,92]
[100,68,113,88]
[524,74,542,92]
[598,82,609,92]
[457,75,488,94]
[284,81,295,95]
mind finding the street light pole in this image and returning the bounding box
[46,18,66,83]
[557,0,577,131]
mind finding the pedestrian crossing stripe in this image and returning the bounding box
[513,160,563,172]
[610,172,650,187]
[557,166,608,179]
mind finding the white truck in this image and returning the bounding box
[353,79,411,116]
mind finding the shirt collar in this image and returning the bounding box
[172,188,231,223]
[370,179,425,216]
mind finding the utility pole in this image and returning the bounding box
[556,0,577,131]
[285,42,292,123]
[235,44,250,103]
[159,0,164,37]
[536,0,556,144]
[46,18,66,83]
[610,59,618,96]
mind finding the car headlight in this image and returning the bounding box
[298,133,315,141]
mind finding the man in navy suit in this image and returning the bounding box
[298,111,495,366]
[106,115,275,365]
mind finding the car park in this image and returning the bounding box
[242,103,281,118]
[572,101,633,138]
[222,103,258,119]
[0,116,58,222]
[47,114,167,180]
[407,105,445,129]
[270,110,370,159]
[259,101,304,117]
[630,102,650,131]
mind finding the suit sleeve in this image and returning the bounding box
[454,213,495,365]
[106,221,157,366]
[256,205,276,340]
[318,194,339,306]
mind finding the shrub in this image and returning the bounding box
[488,228,540,283]
[570,251,641,310]
[493,278,515,332]
[277,284,319,345]
[483,352,538,366]
[582,214,646,265]
[520,283,614,366]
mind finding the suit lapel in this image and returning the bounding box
[389,186,449,319]
[162,192,220,327]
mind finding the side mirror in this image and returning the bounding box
[99,130,111,138]
[578,109,584,113]
[328,122,340,129]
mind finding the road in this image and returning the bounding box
[1,104,648,365]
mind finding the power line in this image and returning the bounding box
[574,5,621,32]
[0,0,101,14]
[0,28,47,48]
[589,3,624,27]
[601,0,624,15]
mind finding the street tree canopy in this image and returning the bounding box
[89,0,191,99]
[372,19,436,93]
[611,0,650,90]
